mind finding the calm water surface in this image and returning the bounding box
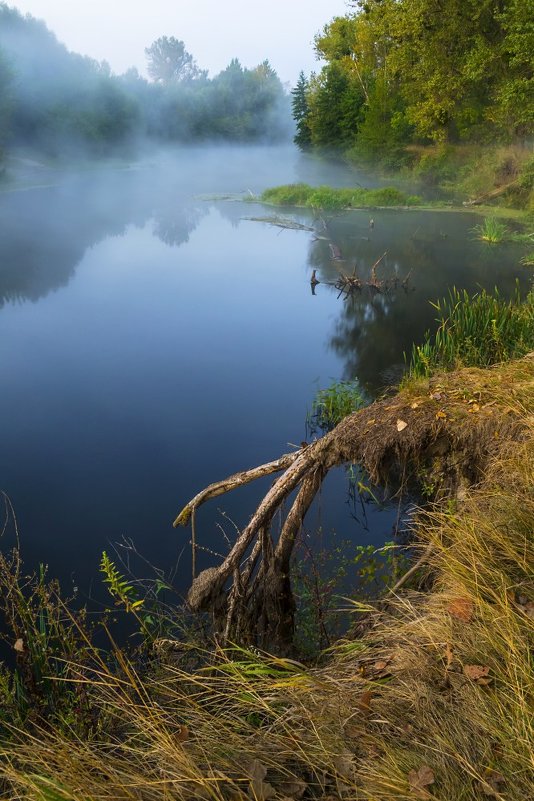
[0,146,527,598]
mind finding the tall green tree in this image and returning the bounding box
[291,71,312,149]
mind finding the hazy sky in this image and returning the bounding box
[7,1,351,85]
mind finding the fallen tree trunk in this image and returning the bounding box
[174,358,532,652]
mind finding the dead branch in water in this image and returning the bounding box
[242,216,316,232]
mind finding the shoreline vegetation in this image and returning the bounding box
[1,352,532,799]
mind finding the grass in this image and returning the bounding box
[0,357,533,799]
[408,285,534,378]
[306,378,367,434]
[261,182,422,210]
[472,216,509,243]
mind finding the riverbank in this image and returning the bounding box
[344,142,534,214]
[1,353,532,800]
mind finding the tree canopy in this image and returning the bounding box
[145,37,206,84]
[292,0,533,159]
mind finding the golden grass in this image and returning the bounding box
[1,358,533,800]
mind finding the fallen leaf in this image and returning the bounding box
[334,750,356,779]
[479,769,505,797]
[435,410,447,420]
[468,403,481,413]
[366,419,376,426]
[246,760,276,801]
[357,690,373,712]
[430,392,443,401]
[373,660,390,672]
[464,664,491,684]
[448,597,474,622]
[279,779,306,799]
[397,419,408,431]
[175,725,189,743]
[410,401,420,409]
[14,638,24,653]
[408,765,435,798]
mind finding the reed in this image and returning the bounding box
[408,285,534,378]
[472,216,509,243]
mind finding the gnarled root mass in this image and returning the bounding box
[174,355,534,652]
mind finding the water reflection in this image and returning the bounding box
[0,147,528,597]
[304,209,527,393]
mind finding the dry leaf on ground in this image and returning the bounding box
[13,638,24,653]
[246,759,276,801]
[397,419,408,431]
[279,779,306,799]
[357,690,373,712]
[478,769,505,796]
[408,765,435,798]
[448,597,474,622]
[463,664,491,684]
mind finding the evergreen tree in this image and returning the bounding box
[291,71,312,150]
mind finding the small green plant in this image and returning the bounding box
[99,551,172,641]
[0,547,100,733]
[307,378,367,434]
[100,551,144,613]
[472,216,508,243]
[292,534,418,658]
[407,285,534,378]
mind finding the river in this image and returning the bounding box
[0,145,527,602]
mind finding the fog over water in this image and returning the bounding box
[0,145,527,602]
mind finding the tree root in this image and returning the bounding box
[174,361,530,652]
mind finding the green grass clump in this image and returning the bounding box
[472,216,509,243]
[261,183,421,210]
[408,286,534,378]
[307,378,367,434]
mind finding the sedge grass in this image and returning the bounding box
[472,216,509,243]
[408,285,534,378]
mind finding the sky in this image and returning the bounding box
[6,1,351,85]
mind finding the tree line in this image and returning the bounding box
[0,4,291,163]
[292,0,533,164]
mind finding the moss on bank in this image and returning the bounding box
[0,355,533,800]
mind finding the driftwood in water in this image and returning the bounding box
[243,215,316,232]
[173,360,527,653]
[331,251,412,298]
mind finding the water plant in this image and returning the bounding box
[261,183,421,210]
[307,378,367,434]
[408,285,534,378]
[471,216,509,243]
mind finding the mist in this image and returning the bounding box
[0,3,293,164]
